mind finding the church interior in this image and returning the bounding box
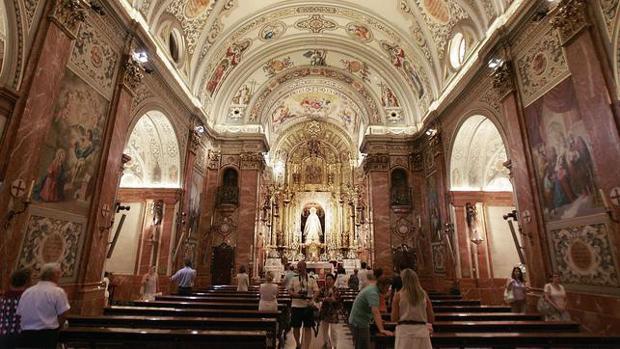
[1,0,620,347]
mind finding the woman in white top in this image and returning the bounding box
[391,268,434,349]
[542,273,570,321]
[334,266,348,289]
[259,271,279,312]
[141,266,158,301]
[236,265,250,291]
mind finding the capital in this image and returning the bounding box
[240,152,265,170]
[550,0,589,45]
[50,0,88,39]
[491,61,514,97]
[121,56,145,92]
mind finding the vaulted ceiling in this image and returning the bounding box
[125,0,519,145]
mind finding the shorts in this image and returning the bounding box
[291,307,315,328]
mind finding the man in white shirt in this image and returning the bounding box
[17,263,70,348]
[358,261,369,290]
[288,260,318,349]
[171,259,197,295]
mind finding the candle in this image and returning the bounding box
[26,180,34,201]
[600,188,610,210]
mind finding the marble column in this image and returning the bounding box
[453,205,472,278]
[0,0,88,288]
[235,152,263,275]
[365,155,392,272]
[158,196,181,283]
[196,151,220,287]
[76,54,144,315]
[174,130,199,268]
[493,61,548,287]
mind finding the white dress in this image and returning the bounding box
[237,273,249,291]
[258,282,278,312]
[304,207,322,243]
[395,291,432,349]
[142,273,158,300]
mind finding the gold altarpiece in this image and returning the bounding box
[259,121,368,266]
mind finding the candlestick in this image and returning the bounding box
[599,188,610,210]
[26,180,34,202]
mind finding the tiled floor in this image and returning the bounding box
[284,323,354,349]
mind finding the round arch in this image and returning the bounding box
[120,110,182,188]
[449,114,511,191]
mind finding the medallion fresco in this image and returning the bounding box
[17,210,86,282]
[207,39,251,95]
[525,78,602,222]
[549,218,619,289]
[32,70,109,214]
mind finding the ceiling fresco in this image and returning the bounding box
[126,0,519,145]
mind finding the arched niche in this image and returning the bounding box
[390,168,411,206]
[217,167,239,206]
[120,110,181,188]
[450,115,511,192]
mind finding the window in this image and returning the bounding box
[449,32,466,69]
[169,30,180,63]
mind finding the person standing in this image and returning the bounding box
[0,269,31,349]
[316,273,341,348]
[259,271,278,312]
[335,266,348,289]
[171,259,196,295]
[391,269,434,349]
[289,260,319,349]
[542,273,570,321]
[506,267,527,313]
[357,262,369,290]
[348,274,393,349]
[16,263,70,349]
[236,265,250,291]
[283,264,296,289]
[348,269,359,290]
[141,266,159,301]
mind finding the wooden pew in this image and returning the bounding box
[59,327,268,349]
[105,306,281,319]
[132,300,287,311]
[433,305,511,313]
[381,312,543,322]
[157,295,292,305]
[378,320,581,333]
[373,332,620,349]
[66,315,278,348]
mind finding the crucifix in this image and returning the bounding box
[10,179,26,198]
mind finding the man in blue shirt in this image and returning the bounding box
[348,274,393,349]
[171,259,196,295]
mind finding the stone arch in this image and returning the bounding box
[449,114,511,191]
[120,110,182,188]
[0,0,23,89]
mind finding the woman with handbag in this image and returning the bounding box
[505,267,527,313]
[316,273,341,349]
[391,268,434,349]
[541,273,570,321]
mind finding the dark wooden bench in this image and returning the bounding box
[433,305,511,313]
[158,295,292,305]
[66,315,278,348]
[59,327,268,348]
[433,312,542,321]
[132,300,288,311]
[378,320,581,333]
[372,331,620,349]
[430,299,481,306]
[105,306,281,319]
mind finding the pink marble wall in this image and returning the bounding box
[369,171,392,272]
[235,168,259,275]
[197,167,219,288]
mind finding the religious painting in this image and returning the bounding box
[341,59,370,82]
[232,84,252,105]
[33,69,109,214]
[17,208,86,282]
[548,215,619,291]
[184,0,211,18]
[345,22,373,43]
[263,57,293,78]
[304,157,324,184]
[188,170,205,236]
[303,49,327,66]
[381,41,405,68]
[207,39,251,95]
[525,78,601,221]
[427,175,442,242]
[380,83,400,108]
[259,21,286,41]
[272,103,297,126]
[431,242,446,274]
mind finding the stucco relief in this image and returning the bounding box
[514,21,570,107]
[69,20,120,99]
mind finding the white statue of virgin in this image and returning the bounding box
[304,207,322,244]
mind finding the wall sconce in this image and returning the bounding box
[425,128,437,137]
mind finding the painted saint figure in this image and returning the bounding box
[37,149,67,202]
[304,207,322,244]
